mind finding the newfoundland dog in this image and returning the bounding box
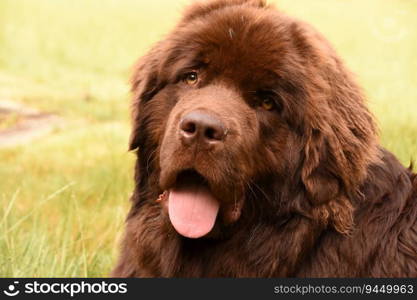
[113,0,417,277]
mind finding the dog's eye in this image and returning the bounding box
[261,97,275,111]
[183,72,199,85]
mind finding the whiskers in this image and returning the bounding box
[243,177,282,222]
[246,179,274,204]
[145,148,158,176]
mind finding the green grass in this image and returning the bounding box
[0,0,416,277]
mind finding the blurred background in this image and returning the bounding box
[0,0,416,277]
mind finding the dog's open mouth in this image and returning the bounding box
[167,170,220,239]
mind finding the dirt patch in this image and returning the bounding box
[0,100,64,148]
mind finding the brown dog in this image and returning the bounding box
[113,0,417,277]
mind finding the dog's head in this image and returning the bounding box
[129,0,379,238]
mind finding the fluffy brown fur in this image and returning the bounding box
[112,0,417,277]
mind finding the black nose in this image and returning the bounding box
[179,111,226,145]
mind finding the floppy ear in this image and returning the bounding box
[302,124,357,234]
[300,54,380,234]
[129,42,167,151]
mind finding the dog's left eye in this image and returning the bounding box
[261,97,275,111]
[183,72,199,85]
[256,90,281,111]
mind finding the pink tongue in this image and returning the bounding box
[168,184,220,238]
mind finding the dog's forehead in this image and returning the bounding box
[177,8,291,76]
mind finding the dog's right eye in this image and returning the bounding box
[183,72,199,85]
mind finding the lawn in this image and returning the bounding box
[0,0,416,277]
